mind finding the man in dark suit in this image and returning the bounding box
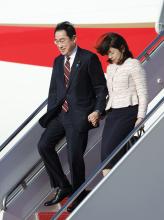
[38,21,107,212]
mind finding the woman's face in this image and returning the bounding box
[108,47,123,64]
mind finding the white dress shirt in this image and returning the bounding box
[64,46,77,69]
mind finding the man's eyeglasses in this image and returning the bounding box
[54,38,68,45]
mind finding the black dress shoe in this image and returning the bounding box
[44,187,72,206]
[67,190,90,212]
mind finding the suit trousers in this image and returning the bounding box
[101,105,138,168]
[38,111,88,191]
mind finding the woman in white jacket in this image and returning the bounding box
[96,32,148,174]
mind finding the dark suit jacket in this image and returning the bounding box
[39,47,108,131]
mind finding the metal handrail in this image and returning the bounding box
[52,96,164,220]
[0,99,47,151]
[138,30,164,60]
[2,159,42,210]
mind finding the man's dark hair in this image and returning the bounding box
[54,21,76,39]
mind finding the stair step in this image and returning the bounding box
[60,197,68,206]
[37,197,69,220]
[37,211,69,220]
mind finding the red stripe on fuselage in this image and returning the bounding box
[0,25,157,71]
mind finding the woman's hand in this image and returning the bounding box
[135,117,143,127]
[88,111,100,127]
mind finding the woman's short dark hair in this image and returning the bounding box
[54,21,76,39]
[96,32,133,64]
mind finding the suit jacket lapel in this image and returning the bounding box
[58,56,66,91]
[67,47,81,90]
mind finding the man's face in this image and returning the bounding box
[54,30,76,56]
